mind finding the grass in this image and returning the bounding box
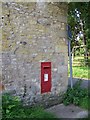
[68,56,90,79]
[68,65,89,79]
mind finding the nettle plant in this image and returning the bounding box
[2,93,56,119]
[63,80,88,108]
[2,93,23,118]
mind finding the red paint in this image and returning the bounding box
[41,62,51,94]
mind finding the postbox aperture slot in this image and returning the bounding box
[43,66,50,68]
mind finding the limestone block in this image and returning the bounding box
[64,53,68,65]
[57,15,67,23]
[57,30,67,38]
[58,65,67,74]
[55,44,67,53]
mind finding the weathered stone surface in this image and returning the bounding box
[1,2,68,107]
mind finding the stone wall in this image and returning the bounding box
[1,2,68,107]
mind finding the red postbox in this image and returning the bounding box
[41,62,51,94]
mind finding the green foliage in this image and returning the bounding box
[2,93,56,119]
[75,47,85,56]
[2,93,22,118]
[68,2,90,52]
[79,89,90,120]
[63,80,89,109]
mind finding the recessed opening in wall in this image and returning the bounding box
[41,62,51,94]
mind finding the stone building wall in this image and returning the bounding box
[1,2,68,107]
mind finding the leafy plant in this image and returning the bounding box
[2,93,56,119]
[2,93,23,118]
[63,80,89,109]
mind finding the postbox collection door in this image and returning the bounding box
[41,62,51,93]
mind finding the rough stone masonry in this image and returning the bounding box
[1,2,68,107]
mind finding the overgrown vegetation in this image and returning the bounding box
[63,80,89,110]
[2,93,56,119]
